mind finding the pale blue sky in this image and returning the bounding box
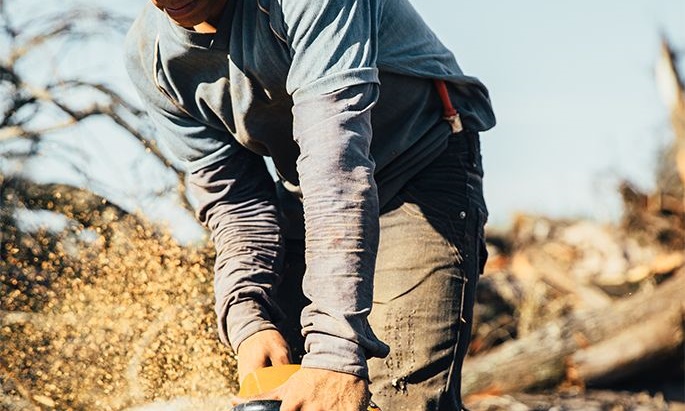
[7,0,684,234]
[412,1,685,224]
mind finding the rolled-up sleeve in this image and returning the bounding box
[281,0,390,379]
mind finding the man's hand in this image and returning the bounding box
[231,368,370,411]
[237,329,291,382]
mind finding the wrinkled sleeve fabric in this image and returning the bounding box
[187,145,285,352]
[279,0,390,379]
[125,41,285,351]
[148,104,285,351]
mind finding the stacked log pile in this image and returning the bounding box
[465,211,684,410]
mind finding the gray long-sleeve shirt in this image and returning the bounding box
[125,0,495,379]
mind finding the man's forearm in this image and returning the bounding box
[293,84,390,378]
[189,151,285,350]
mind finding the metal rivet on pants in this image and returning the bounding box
[459,211,467,219]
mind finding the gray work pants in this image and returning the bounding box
[277,131,488,411]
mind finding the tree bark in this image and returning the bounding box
[657,39,685,200]
[462,267,685,397]
[570,304,684,385]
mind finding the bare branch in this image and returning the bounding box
[0,0,194,218]
[7,8,131,65]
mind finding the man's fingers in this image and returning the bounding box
[237,329,292,381]
[279,395,304,411]
[238,357,269,382]
[269,346,291,366]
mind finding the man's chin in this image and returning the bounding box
[167,16,202,29]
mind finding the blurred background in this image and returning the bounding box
[422,0,685,225]
[1,1,683,410]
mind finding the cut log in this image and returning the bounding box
[570,304,684,385]
[462,268,685,397]
[467,390,677,411]
[657,38,685,195]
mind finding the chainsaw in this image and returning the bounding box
[231,364,381,411]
